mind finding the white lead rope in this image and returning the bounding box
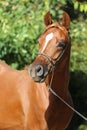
[49,87,87,121]
[47,69,87,121]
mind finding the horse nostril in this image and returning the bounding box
[36,65,43,77]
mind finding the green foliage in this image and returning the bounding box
[70,20,87,72]
[74,1,87,12]
[0,0,47,69]
[78,124,87,130]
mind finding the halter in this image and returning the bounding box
[38,49,65,68]
[38,24,87,121]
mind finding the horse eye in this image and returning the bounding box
[56,41,66,49]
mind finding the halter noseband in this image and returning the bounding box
[38,48,66,68]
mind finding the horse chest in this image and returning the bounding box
[25,84,49,130]
[26,86,61,130]
[27,91,71,130]
[17,84,30,129]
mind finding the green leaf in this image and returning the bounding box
[80,3,84,12]
[84,4,87,12]
[74,1,79,10]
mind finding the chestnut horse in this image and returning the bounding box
[0,12,73,130]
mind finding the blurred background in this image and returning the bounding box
[0,0,87,129]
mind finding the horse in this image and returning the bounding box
[0,12,73,130]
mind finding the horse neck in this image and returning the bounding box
[46,43,71,98]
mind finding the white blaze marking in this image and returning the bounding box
[41,33,53,52]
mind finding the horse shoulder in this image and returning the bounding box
[0,62,31,129]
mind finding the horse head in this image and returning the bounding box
[29,12,70,82]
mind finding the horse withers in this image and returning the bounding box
[0,12,73,130]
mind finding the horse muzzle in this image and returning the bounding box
[29,64,49,82]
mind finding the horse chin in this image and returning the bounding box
[39,78,46,83]
[31,76,46,83]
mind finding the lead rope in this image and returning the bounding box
[38,48,87,121]
[47,68,87,121]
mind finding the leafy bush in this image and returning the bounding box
[0,0,47,68]
[70,20,87,72]
[78,124,87,130]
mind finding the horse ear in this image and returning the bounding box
[62,12,70,30]
[44,12,52,26]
